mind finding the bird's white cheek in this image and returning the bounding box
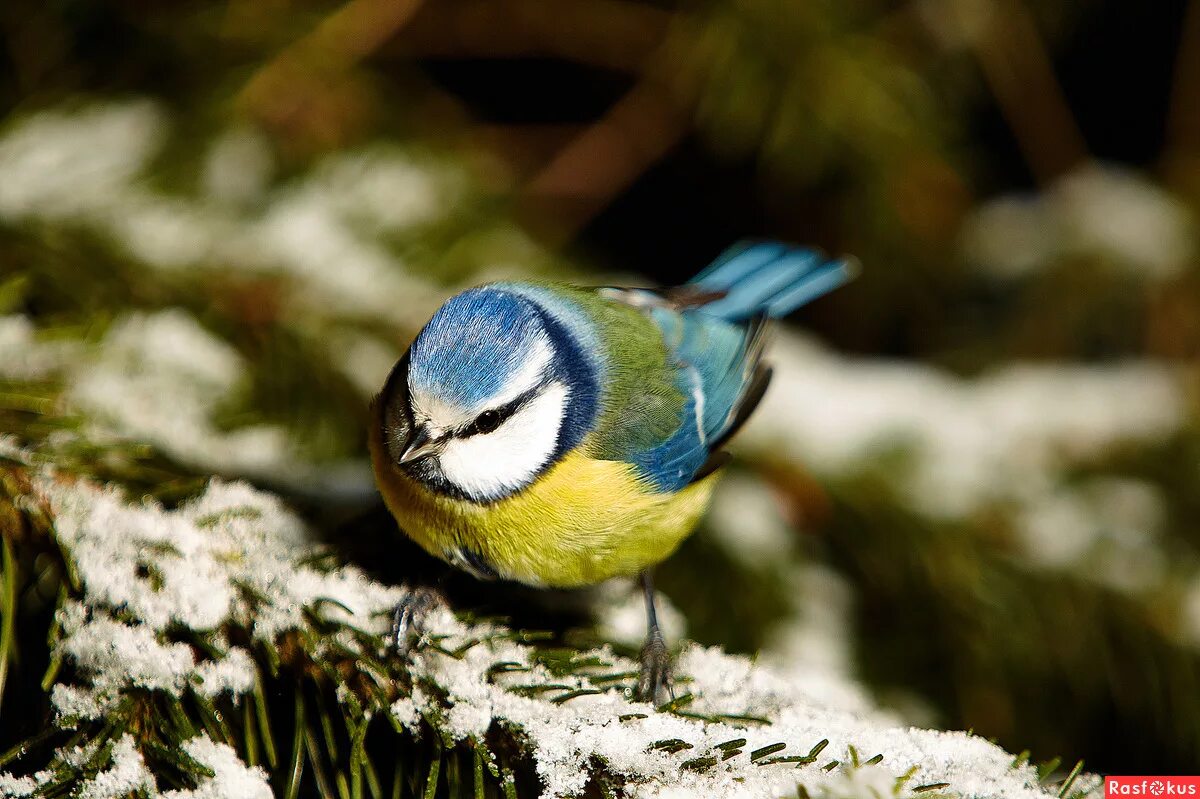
[438,383,568,500]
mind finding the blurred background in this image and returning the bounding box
[1,0,1199,780]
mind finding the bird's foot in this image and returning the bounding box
[390,586,442,657]
[637,630,675,706]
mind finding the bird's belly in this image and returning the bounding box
[372,447,718,587]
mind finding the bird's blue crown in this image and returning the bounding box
[408,288,548,410]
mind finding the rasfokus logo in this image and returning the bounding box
[1106,777,1200,797]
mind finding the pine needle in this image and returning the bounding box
[0,536,16,714]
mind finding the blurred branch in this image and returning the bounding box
[517,72,692,245]
[381,0,670,72]
[509,10,706,245]
[247,0,425,77]
[388,0,682,243]
[464,123,588,182]
[236,0,426,149]
[968,0,1087,184]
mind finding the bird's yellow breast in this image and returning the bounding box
[368,426,718,587]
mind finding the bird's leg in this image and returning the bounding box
[390,585,442,657]
[637,570,675,705]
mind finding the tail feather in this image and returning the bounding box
[764,257,858,317]
[689,241,788,288]
[689,241,856,321]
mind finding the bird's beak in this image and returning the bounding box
[399,426,442,465]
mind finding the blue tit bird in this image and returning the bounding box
[369,241,855,700]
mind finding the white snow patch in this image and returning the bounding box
[0,315,78,379]
[706,474,795,566]
[0,434,31,463]
[1014,478,1167,590]
[61,612,198,696]
[0,101,165,222]
[0,101,456,326]
[65,309,297,480]
[302,146,450,233]
[0,101,452,328]
[0,773,39,797]
[963,162,1195,280]
[160,737,272,799]
[325,330,403,397]
[50,683,118,720]
[398,612,1071,799]
[594,580,686,649]
[761,564,864,710]
[18,467,1099,799]
[41,475,402,718]
[203,127,275,205]
[193,646,256,697]
[78,736,154,799]
[743,333,1184,521]
[1181,579,1200,648]
[390,689,424,731]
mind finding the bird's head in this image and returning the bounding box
[376,287,597,503]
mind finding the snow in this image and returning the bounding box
[745,333,1185,522]
[61,612,199,698]
[1181,579,1200,648]
[399,612,1077,799]
[202,126,275,205]
[0,101,165,222]
[160,737,272,799]
[705,477,869,712]
[13,468,1099,799]
[78,736,154,799]
[963,162,1195,281]
[0,315,77,380]
[41,475,402,721]
[1013,478,1167,591]
[192,647,257,697]
[706,474,795,566]
[300,145,452,233]
[762,565,861,691]
[0,774,38,798]
[65,309,298,480]
[0,101,450,328]
[325,330,403,397]
[3,302,368,486]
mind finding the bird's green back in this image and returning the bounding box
[499,282,687,465]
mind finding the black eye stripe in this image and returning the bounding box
[458,386,540,438]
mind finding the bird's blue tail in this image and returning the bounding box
[688,241,857,321]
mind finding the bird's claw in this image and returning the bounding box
[637,630,675,706]
[390,586,441,657]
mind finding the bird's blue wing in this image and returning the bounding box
[623,306,766,490]
[605,241,853,492]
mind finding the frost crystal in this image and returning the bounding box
[19,471,1097,799]
[78,736,154,799]
[42,476,401,719]
[160,737,272,799]
[393,614,1073,799]
[0,773,38,797]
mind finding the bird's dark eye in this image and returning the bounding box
[473,410,502,435]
